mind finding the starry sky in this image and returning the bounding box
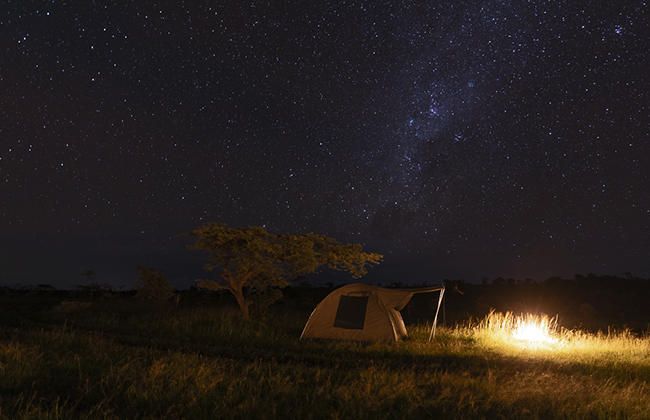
[2,1,649,289]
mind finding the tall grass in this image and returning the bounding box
[2,297,650,419]
[469,311,650,371]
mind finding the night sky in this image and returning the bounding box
[2,1,649,289]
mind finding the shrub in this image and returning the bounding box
[133,266,176,303]
[56,301,92,312]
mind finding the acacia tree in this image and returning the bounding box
[186,223,382,320]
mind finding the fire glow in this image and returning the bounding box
[474,311,559,348]
[512,314,558,344]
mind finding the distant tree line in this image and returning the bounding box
[6,272,650,333]
[272,273,650,333]
[437,273,650,333]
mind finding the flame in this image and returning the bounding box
[513,315,557,343]
[474,311,559,347]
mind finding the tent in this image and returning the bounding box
[300,284,445,342]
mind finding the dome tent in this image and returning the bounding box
[300,284,445,342]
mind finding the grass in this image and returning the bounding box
[1,296,650,419]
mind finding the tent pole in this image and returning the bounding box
[429,287,445,343]
[442,294,447,325]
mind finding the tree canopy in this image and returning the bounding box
[186,223,382,319]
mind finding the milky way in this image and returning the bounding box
[2,1,648,287]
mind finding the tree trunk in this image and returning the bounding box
[233,289,251,321]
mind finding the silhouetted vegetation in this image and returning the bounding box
[436,273,650,333]
[133,266,176,303]
[5,272,650,333]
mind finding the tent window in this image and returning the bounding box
[333,295,368,329]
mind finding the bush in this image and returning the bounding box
[133,267,176,303]
[56,300,92,312]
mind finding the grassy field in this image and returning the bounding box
[1,294,650,419]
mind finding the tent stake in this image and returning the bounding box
[429,287,445,342]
